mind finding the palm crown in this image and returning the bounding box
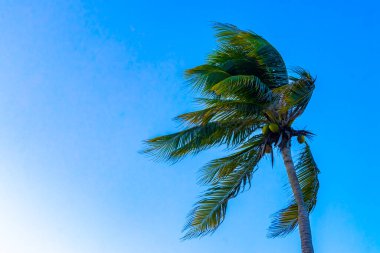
[144,23,319,242]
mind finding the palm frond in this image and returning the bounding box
[207,44,255,74]
[210,75,273,102]
[143,121,259,162]
[182,135,265,239]
[198,135,265,185]
[175,98,267,126]
[211,22,288,88]
[274,68,315,124]
[197,98,267,120]
[268,143,319,238]
[185,64,231,95]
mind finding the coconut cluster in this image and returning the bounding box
[261,123,306,154]
[261,123,280,153]
[262,123,280,135]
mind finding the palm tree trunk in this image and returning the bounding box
[281,144,314,253]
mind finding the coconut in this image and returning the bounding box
[262,125,269,135]
[297,135,306,144]
[265,145,272,153]
[269,123,280,133]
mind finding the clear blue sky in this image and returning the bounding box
[0,0,379,252]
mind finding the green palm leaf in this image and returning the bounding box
[274,68,316,125]
[211,23,288,88]
[197,98,268,120]
[210,75,273,102]
[185,64,231,94]
[143,120,259,162]
[198,134,265,185]
[175,100,266,126]
[268,143,320,238]
[182,135,265,239]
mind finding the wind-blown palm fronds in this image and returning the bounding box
[143,22,319,253]
[198,135,265,185]
[143,120,258,162]
[211,23,288,88]
[182,135,265,239]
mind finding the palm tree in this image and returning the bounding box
[143,23,319,253]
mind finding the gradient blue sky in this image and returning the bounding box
[0,0,379,252]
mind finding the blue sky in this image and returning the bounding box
[0,0,379,252]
